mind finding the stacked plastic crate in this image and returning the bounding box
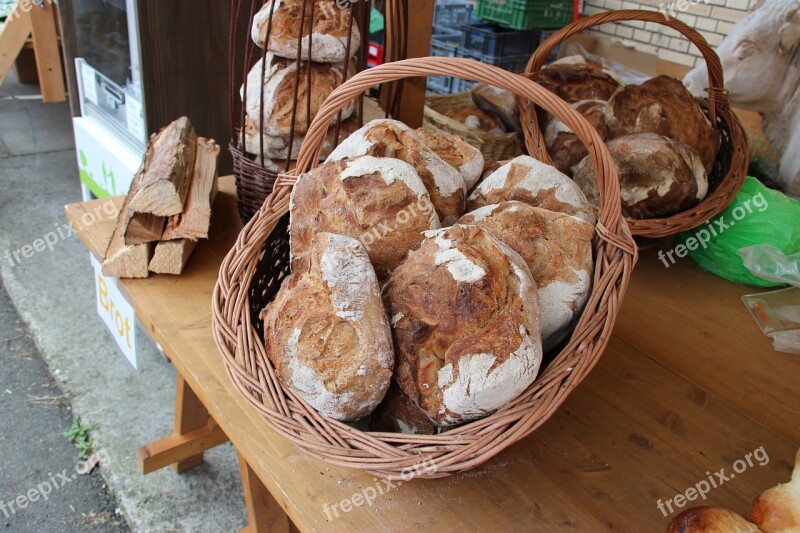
[426,2,476,94]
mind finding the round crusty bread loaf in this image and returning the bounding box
[747,449,800,532]
[545,99,611,176]
[242,54,354,137]
[384,224,543,426]
[470,83,520,132]
[327,119,467,225]
[444,103,506,135]
[605,75,720,169]
[368,383,436,435]
[261,232,393,421]
[467,155,596,224]
[573,132,708,219]
[667,507,761,533]
[414,127,484,190]
[251,0,361,63]
[533,55,623,104]
[458,201,594,350]
[290,156,440,280]
[244,114,361,160]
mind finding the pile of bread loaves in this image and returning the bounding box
[516,55,720,220]
[260,118,596,432]
[241,0,362,169]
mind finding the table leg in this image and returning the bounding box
[237,453,290,533]
[137,374,229,475]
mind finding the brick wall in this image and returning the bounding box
[581,0,758,67]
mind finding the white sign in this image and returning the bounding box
[80,63,99,106]
[73,116,143,200]
[90,255,138,369]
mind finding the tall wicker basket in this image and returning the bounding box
[228,0,372,222]
[521,10,750,239]
[213,57,638,479]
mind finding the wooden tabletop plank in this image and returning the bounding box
[65,178,798,532]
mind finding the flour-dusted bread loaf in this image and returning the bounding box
[573,133,708,219]
[545,99,612,176]
[533,55,623,104]
[242,54,354,137]
[369,383,436,435]
[244,114,361,160]
[444,103,506,135]
[251,0,361,63]
[327,119,467,225]
[667,507,761,533]
[458,201,593,350]
[415,127,484,190]
[261,232,393,421]
[606,75,720,169]
[384,224,543,426]
[468,155,596,224]
[471,83,520,132]
[748,449,800,532]
[290,156,440,280]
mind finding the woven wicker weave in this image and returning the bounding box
[212,57,638,479]
[521,10,750,238]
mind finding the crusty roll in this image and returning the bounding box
[242,54,354,137]
[444,103,506,135]
[244,115,361,160]
[290,156,440,280]
[573,133,708,220]
[251,0,361,63]
[458,201,594,350]
[545,99,612,176]
[666,507,761,533]
[471,83,520,132]
[533,55,623,104]
[748,449,800,532]
[605,75,720,169]
[415,127,485,190]
[327,119,467,225]
[261,232,393,421]
[369,382,436,435]
[384,224,543,426]
[467,155,596,224]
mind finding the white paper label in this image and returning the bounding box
[81,64,99,106]
[90,255,138,369]
[125,95,145,141]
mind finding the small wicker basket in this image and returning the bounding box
[423,92,523,161]
[521,9,750,239]
[212,57,638,479]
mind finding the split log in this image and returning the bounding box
[125,212,166,245]
[161,138,220,241]
[149,239,198,275]
[127,116,197,217]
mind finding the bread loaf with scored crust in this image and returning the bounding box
[290,156,440,281]
[369,383,436,435]
[545,99,612,176]
[458,201,594,350]
[261,232,393,421]
[573,133,708,219]
[384,224,543,427]
[251,0,361,63]
[414,127,484,190]
[244,114,361,160]
[327,119,467,225]
[468,155,596,224]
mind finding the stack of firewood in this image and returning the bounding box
[102,117,220,278]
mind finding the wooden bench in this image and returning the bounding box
[65,176,800,531]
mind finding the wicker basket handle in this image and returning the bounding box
[521,9,726,158]
[288,57,630,241]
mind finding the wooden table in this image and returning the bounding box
[66,176,800,532]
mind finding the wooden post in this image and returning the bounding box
[172,375,210,472]
[237,453,290,533]
[0,1,33,87]
[381,0,435,128]
[28,1,65,102]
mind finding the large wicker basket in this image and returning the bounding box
[212,57,638,479]
[521,9,750,239]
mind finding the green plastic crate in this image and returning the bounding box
[476,0,574,30]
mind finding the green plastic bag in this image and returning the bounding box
[673,177,800,287]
